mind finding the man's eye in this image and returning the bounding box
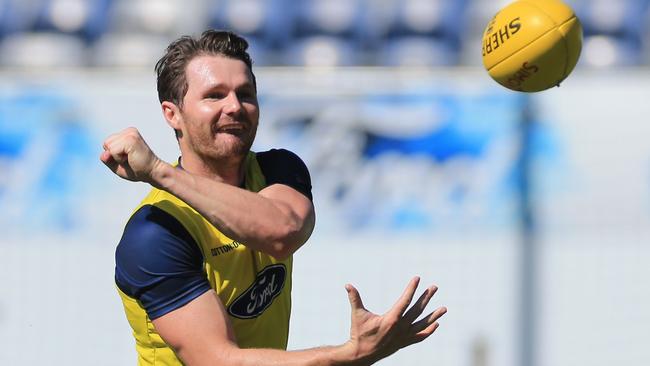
[207,93,225,99]
[237,91,255,100]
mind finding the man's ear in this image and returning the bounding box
[161,101,182,131]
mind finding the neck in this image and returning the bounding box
[179,151,247,187]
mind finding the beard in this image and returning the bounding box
[213,128,256,157]
[184,120,257,164]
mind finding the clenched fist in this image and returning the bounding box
[100,127,166,185]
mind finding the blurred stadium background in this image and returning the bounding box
[1,0,649,365]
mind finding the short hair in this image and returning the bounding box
[155,30,256,107]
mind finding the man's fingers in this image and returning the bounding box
[102,132,122,150]
[403,285,438,323]
[410,322,441,344]
[388,277,420,318]
[101,152,120,172]
[101,127,141,160]
[99,150,112,163]
[100,141,128,172]
[411,306,447,334]
[101,127,156,183]
[102,136,130,163]
[345,284,366,311]
[110,150,128,164]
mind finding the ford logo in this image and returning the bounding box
[228,264,287,319]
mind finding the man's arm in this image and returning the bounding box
[153,277,446,366]
[100,127,314,259]
[150,163,314,260]
[114,204,446,366]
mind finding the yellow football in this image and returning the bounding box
[482,0,583,92]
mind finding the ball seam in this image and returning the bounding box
[487,15,576,73]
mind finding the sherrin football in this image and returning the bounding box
[482,0,583,92]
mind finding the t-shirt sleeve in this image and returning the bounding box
[115,205,211,320]
[256,149,313,201]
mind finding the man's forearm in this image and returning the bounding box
[183,343,366,366]
[151,162,308,258]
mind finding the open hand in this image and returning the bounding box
[345,277,447,365]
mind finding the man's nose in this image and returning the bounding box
[222,92,242,115]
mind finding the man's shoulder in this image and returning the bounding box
[253,148,312,201]
[132,188,205,230]
[116,203,209,317]
[255,148,301,160]
[138,187,185,211]
[254,148,308,172]
[121,204,197,251]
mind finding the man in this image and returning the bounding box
[101,30,446,366]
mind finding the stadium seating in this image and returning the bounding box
[209,0,294,65]
[572,0,649,66]
[0,0,647,68]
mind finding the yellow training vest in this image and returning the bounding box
[117,152,292,365]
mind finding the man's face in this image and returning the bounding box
[177,54,259,161]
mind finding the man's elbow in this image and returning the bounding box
[267,236,302,261]
[267,223,310,260]
[258,208,314,260]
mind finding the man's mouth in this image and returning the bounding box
[216,123,246,134]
